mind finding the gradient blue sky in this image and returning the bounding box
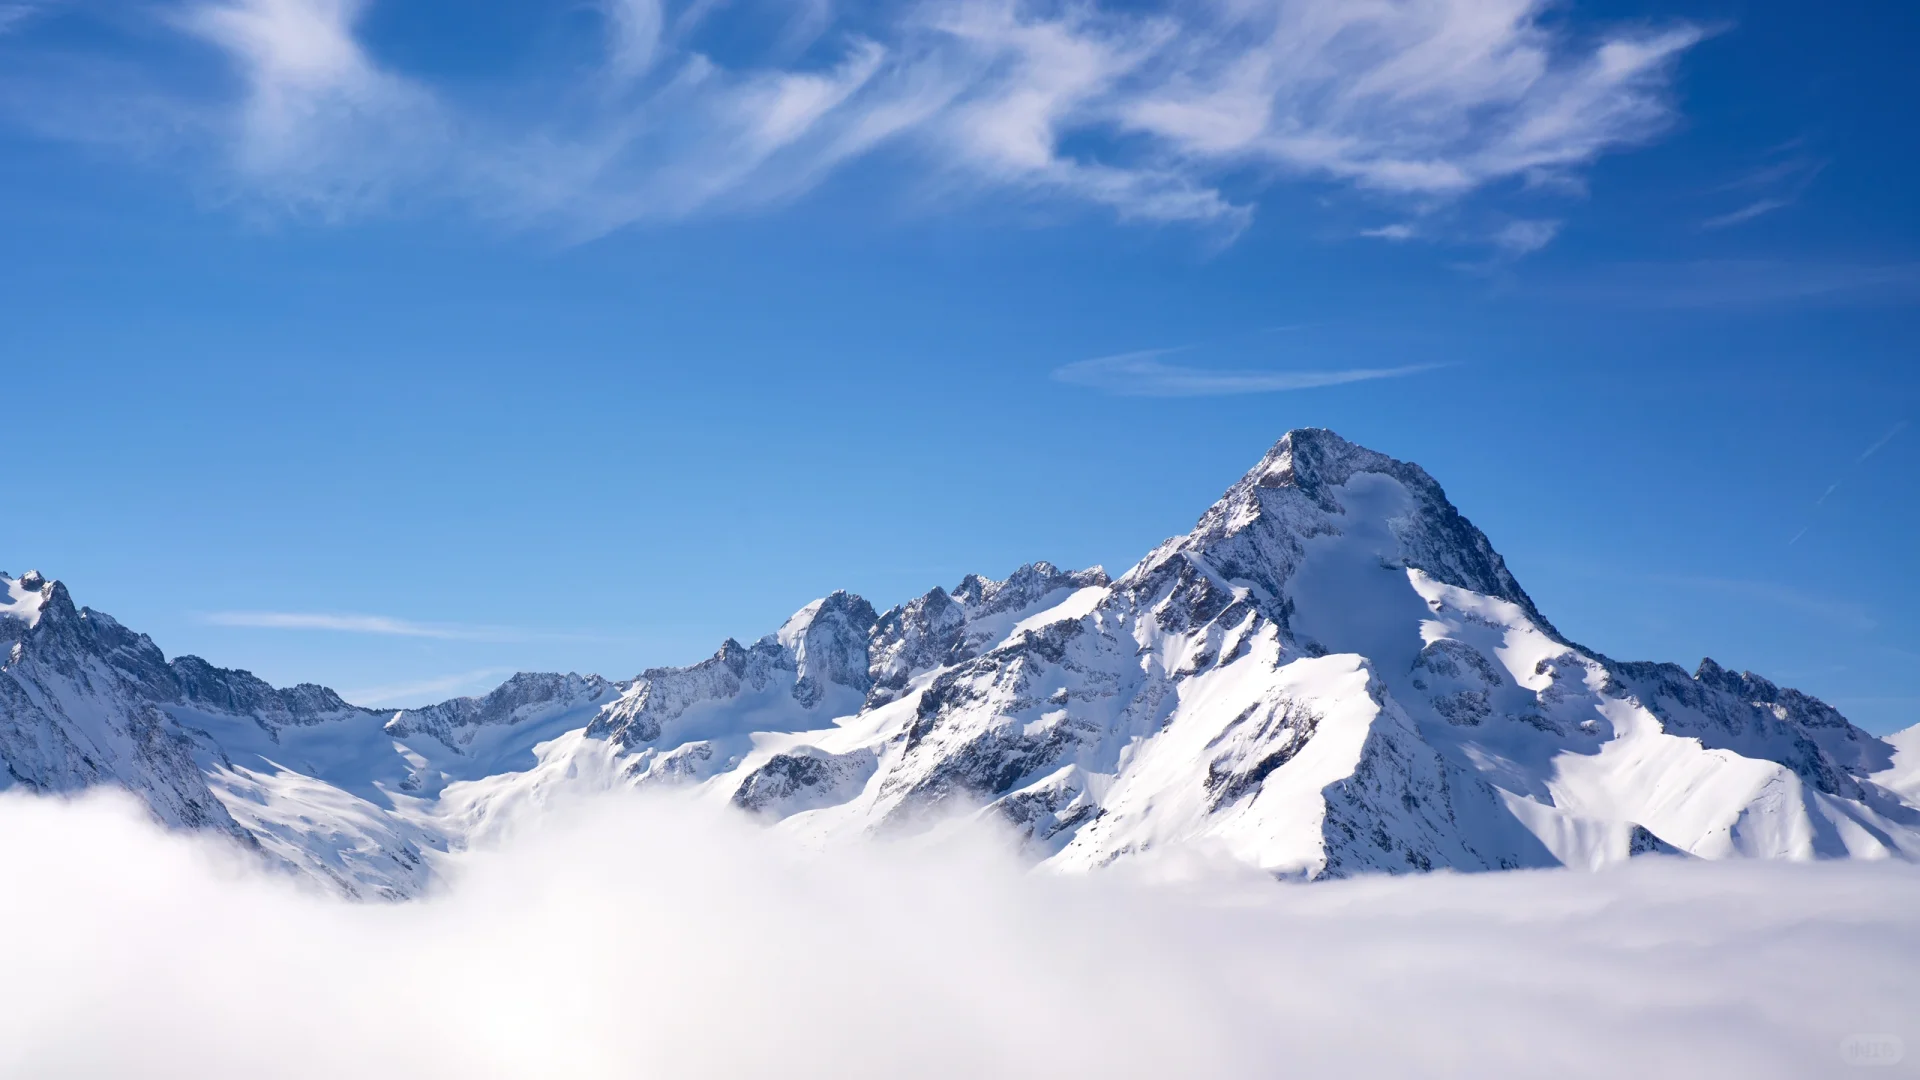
[2,0,1915,730]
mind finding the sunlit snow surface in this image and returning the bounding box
[0,571,49,629]
[2,789,1916,1080]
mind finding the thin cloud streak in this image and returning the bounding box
[201,611,517,641]
[1856,420,1909,463]
[1053,351,1444,398]
[1700,197,1789,230]
[343,668,511,708]
[1491,219,1561,257]
[1699,150,1823,230]
[1788,420,1908,546]
[199,610,666,649]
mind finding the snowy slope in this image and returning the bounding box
[6,429,1918,896]
[1,571,252,840]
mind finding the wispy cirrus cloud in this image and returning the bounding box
[0,0,1705,240]
[1699,197,1791,230]
[201,611,517,640]
[1360,223,1415,241]
[1490,218,1562,258]
[1362,217,1563,261]
[1700,146,1825,231]
[197,610,654,648]
[1053,349,1443,398]
[168,0,451,214]
[342,668,510,708]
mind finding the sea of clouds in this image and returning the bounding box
[2,789,1914,1078]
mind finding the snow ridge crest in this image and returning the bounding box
[4,430,1917,898]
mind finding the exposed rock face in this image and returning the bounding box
[0,572,249,838]
[385,672,616,750]
[731,748,876,817]
[6,429,1918,898]
[588,639,797,750]
[866,562,1110,708]
[782,591,878,709]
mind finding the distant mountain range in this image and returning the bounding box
[6,429,1917,898]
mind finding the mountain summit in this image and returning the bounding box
[5,432,1917,896]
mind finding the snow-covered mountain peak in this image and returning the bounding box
[171,655,367,728]
[1242,427,1398,494]
[1,570,63,631]
[1200,429,1461,550]
[774,590,874,647]
[381,670,617,748]
[863,562,1111,709]
[952,561,1110,615]
[6,431,1918,898]
[1120,429,1553,638]
[771,590,878,708]
[1,572,160,671]
[1,571,48,630]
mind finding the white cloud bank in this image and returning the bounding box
[2,789,1915,1078]
[4,0,1703,237]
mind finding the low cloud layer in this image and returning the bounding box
[0,0,1702,238]
[2,790,1915,1078]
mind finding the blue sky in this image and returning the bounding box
[1,0,1915,730]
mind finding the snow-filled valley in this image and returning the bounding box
[4,429,1918,899]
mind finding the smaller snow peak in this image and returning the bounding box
[382,669,616,742]
[1695,657,1733,683]
[820,590,879,628]
[496,670,595,693]
[716,637,751,667]
[476,670,612,709]
[1004,561,1064,591]
[786,590,879,705]
[951,573,990,606]
[950,563,1110,617]
[1689,658,1839,727]
[776,590,878,651]
[1693,657,1782,700]
[775,599,827,650]
[1,570,61,629]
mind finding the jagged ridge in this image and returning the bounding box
[5,429,1917,897]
